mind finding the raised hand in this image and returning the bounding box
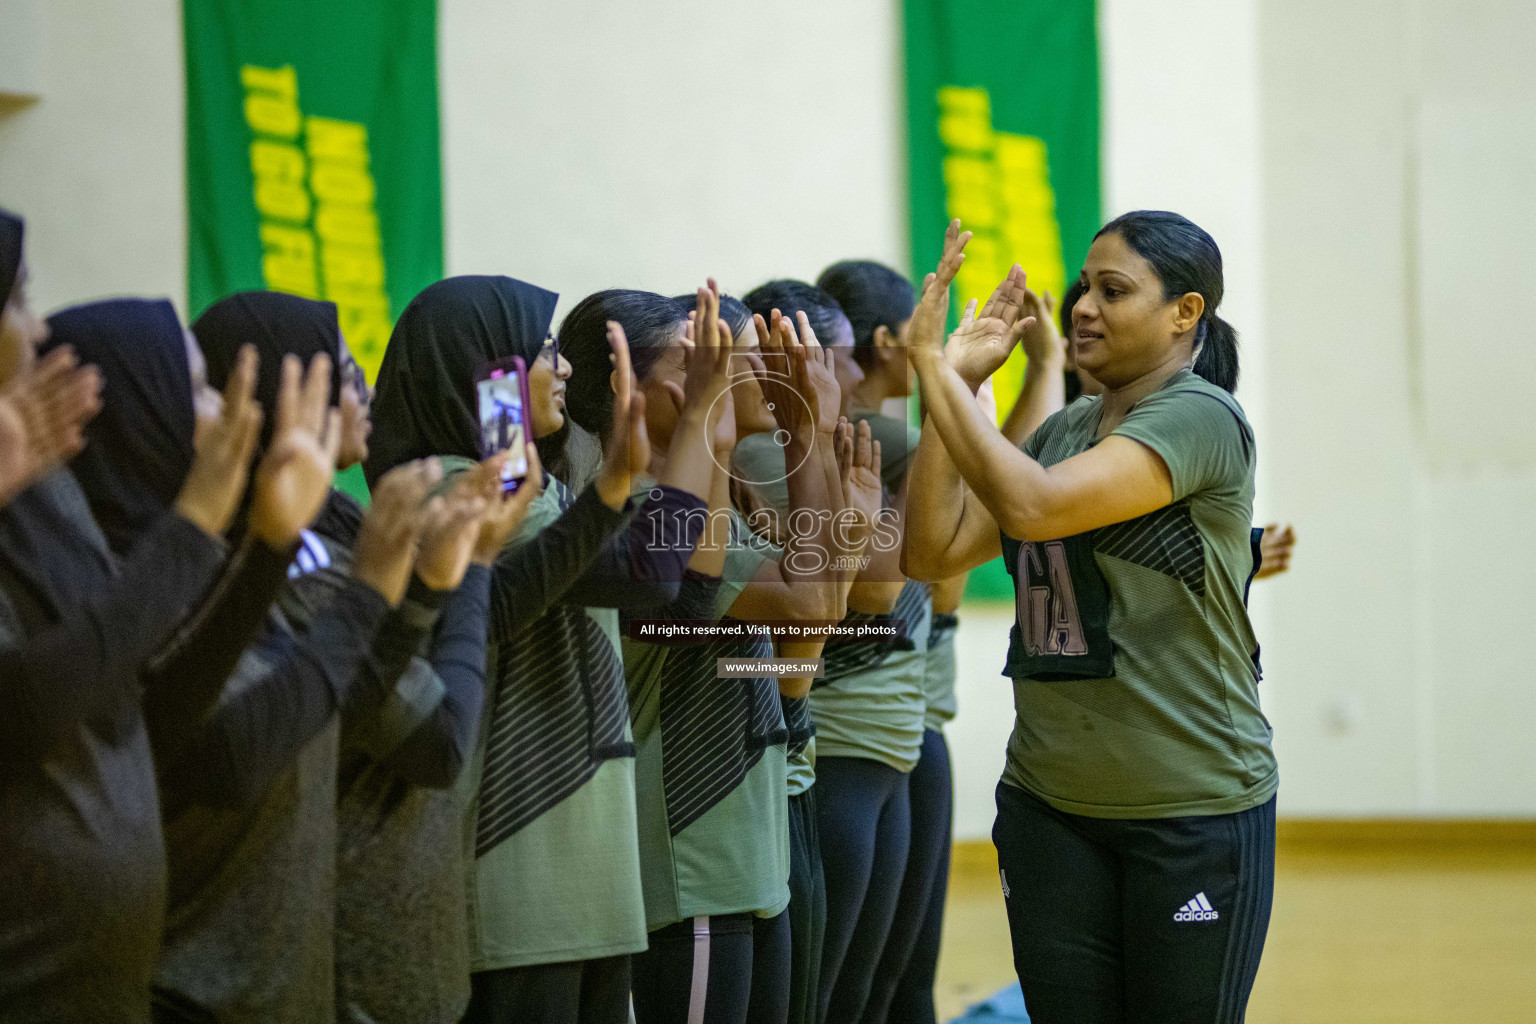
[748,309,840,439]
[175,344,264,538]
[1254,523,1296,580]
[248,353,342,548]
[842,418,884,549]
[472,443,545,566]
[681,281,734,420]
[907,219,972,357]
[352,458,439,606]
[0,345,103,506]
[595,320,650,509]
[944,263,1038,389]
[1017,288,1066,369]
[412,467,489,592]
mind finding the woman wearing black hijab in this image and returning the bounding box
[366,276,710,1024]
[82,290,464,1024]
[0,281,274,1018]
[193,290,532,1024]
[0,210,101,506]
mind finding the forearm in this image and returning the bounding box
[164,578,390,811]
[342,575,446,715]
[816,429,855,620]
[559,485,707,608]
[655,409,717,502]
[0,510,226,768]
[142,534,296,769]
[904,413,971,578]
[488,483,625,633]
[379,565,491,788]
[779,430,840,619]
[1001,353,1067,446]
[685,458,731,578]
[914,351,1052,540]
[775,637,826,699]
[931,570,970,616]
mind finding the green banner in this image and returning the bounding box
[184,0,442,384]
[904,0,1100,599]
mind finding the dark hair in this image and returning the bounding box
[815,261,915,370]
[1095,210,1238,392]
[669,292,753,339]
[742,279,849,349]
[559,288,685,437]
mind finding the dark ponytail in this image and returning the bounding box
[1095,210,1239,393]
[1192,315,1239,393]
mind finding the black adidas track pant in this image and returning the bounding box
[993,783,1275,1024]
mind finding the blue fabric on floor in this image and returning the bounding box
[949,981,1029,1022]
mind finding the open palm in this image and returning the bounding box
[945,264,1037,389]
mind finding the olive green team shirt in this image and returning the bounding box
[623,508,790,931]
[922,615,959,731]
[461,478,647,970]
[1000,370,1278,819]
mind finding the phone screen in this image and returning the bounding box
[477,367,530,492]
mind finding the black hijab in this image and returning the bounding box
[192,291,342,450]
[364,275,558,485]
[40,299,196,555]
[0,208,21,304]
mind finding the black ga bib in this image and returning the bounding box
[1000,529,1116,681]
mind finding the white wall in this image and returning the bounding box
[440,0,906,323]
[1257,0,1536,816]
[0,0,186,316]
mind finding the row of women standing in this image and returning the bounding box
[0,198,1280,1024]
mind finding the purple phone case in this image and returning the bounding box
[475,356,534,493]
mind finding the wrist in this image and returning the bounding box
[595,470,630,510]
[1024,351,1065,377]
[173,495,224,540]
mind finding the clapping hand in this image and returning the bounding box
[907,220,971,358]
[412,469,489,593]
[0,346,103,506]
[248,353,342,548]
[748,309,840,440]
[352,458,439,606]
[471,444,545,567]
[595,320,650,510]
[175,344,263,538]
[945,264,1038,390]
[839,418,883,553]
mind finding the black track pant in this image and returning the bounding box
[787,787,826,1024]
[864,727,953,1024]
[814,755,911,1024]
[993,783,1275,1024]
[631,911,791,1024]
[463,955,631,1024]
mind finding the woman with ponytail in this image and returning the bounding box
[906,212,1275,1024]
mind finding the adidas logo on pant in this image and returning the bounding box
[1173,892,1219,922]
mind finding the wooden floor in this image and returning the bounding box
[933,831,1536,1023]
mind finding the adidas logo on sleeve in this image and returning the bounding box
[1173,892,1219,922]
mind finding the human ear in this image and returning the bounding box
[1173,292,1206,334]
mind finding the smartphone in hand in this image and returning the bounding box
[475,356,533,493]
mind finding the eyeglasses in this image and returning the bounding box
[539,333,559,366]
